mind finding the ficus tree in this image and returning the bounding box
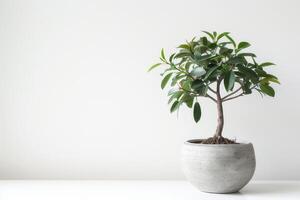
[148,31,279,143]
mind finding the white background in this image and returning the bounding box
[0,0,299,180]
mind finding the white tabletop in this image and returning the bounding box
[0,180,299,200]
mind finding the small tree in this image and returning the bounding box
[148,31,279,144]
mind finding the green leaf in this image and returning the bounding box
[184,62,193,71]
[238,66,259,83]
[193,102,201,123]
[190,67,206,78]
[169,53,175,63]
[259,62,275,67]
[200,37,208,46]
[181,79,192,91]
[260,77,280,84]
[180,93,194,104]
[269,78,280,84]
[208,42,217,49]
[228,56,245,65]
[217,32,230,41]
[168,91,184,104]
[191,80,207,96]
[219,47,233,56]
[161,48,166,61]
[213,31,217,38]
[168,88,178,96]
[170,100,180,113]
[260,84,275,97]
[237,53,256,57]
[202,31,214,41]
[148,63,162,72]
[197,85,208,96]
[255,68,268,77]
[237,42,251,50]
[174,52,191,59]
[224,71,235,91]
[180,93,194,108]
[177,44,190,50]
[194,53,212,61]
[168,97,174,104]
[191,80,204,90]
[204,65,219,80]
[242,81,252,94]
[171,74,185,86]
[218,42,232,47]
[224,34,236,48]
[185,97,194,108]
[234,71,244,78]
[194,46,204,53]
[161,73,172,89]
[264,74,278,80]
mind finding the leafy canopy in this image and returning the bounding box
[148,31,279,123]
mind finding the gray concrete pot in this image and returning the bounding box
[182,139,256,193]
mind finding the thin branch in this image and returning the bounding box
[223,92,244,102]
[171,63,195,80]
[180,87,217,103]
[222,86,242,100]
[177,83,217,103]
[205,94,217,103]
[208,86,217,94]
[222,85,258,102]
[178,85,197,95]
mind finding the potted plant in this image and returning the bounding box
[148,31,279,193]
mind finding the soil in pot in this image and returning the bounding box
[190,136,237,144]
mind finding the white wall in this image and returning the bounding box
[0,0,299,180]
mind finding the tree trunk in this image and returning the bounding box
[214,80,224,138]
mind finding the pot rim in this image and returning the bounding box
[185,139,252,147]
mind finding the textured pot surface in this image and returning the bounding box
[182,140,256,193]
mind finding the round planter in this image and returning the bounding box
[181,139,256,193]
